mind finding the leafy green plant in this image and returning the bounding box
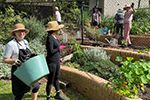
[29,38,46,55]
[106,56,150,98]
[101,15,114,32]
[83,47,110,62]
[131,9,150,35]
[22,16,47,43]
[66,62,80,68]
[0,6,25,44]
[71,49,87,65]
[80,60,120,79]
[54,1,80,22]
[0,44,11,78]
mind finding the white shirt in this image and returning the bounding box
[3,39,28,60]
[55,11,61,22]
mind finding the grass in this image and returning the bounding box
[0,79,91,100]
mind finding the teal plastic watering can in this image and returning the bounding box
[13,54,49,86]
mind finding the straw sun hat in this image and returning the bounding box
[46,21,64,32]
[123,4,131,10]
[11,23,29,36]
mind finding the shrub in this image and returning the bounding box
[131,9,150,35]
[22,16,47,43]
[101,15,115,32]
[65,62,80,68]
[83,47,110,62]
[54,1,80,22]
[0,6,25,44]
[71,49,87,65]
[0,44,11,78]
[80,60,120,79]
[29,38,46,55]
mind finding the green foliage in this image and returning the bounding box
[22,16,47,43]
[0,44,11,78]
[80,60,120,79]
[106,56,150,98]
[83,47,110,62]
[101,15,114,32]
[0,6,25,44]
[29,38,46,55]
[69,47,119,80]
[71,49,87,65]
[131,9,150,35]
[54,1,81,22]
[66,62,80,68]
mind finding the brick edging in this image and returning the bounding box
[60,66,142,100]
[81,45,150,65]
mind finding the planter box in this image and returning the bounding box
[60,66,142,100]
[96,34,150,48]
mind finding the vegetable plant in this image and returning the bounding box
[106,56,150,98]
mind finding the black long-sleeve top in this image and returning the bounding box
[46,35,60,63]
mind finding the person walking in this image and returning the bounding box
[3,23,40,100]
[114,9,124,40]
[90,5,101,29]
[55,6,63,34]
[46,21,66,100]
[123,4,136,47]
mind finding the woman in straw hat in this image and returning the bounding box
[46,21,66,100]
[123,4,136,47]
[3,23,40,100]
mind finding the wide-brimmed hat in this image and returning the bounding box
[46,21,64,32]
[94,5,98,9]
[123,4,131,10]
[117,9,123,13]
[55,7,58,10]
[11,23,29,36]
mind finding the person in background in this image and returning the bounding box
[55,6,63,35]
[123,3,136,47]
[46,21,66,100]
[114,9,124,40]
[90,5,101,29]
[3,23,40,100]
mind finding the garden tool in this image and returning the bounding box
[105,38,118,47]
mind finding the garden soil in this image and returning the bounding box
[57,30,150,100]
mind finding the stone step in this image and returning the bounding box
[59,78,70,89]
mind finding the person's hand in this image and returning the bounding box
[31,53,38,58]
[14,59,22,67]
[131,3,134,8]
[59,45,66,50]
[59,59,62,64]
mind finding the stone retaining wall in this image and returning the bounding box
[60,66,142,100]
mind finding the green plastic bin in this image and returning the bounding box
[14,54,49,86]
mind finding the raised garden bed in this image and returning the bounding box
[60,46,150,100]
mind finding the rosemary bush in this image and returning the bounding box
[0,44,11,78]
